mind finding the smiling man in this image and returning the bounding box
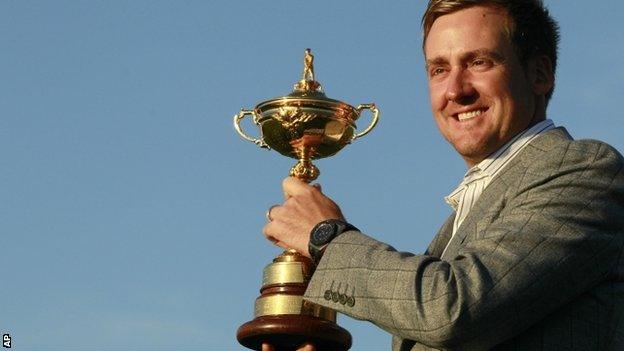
[262,1,624,350]
[425,3,551,167]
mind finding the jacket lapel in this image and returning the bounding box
[440,127,573,260]
[425,213,455,258]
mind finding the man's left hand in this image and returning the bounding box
[262,177,345,257]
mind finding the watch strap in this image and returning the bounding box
[309,219,358,265]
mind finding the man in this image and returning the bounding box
[263,0,624,350]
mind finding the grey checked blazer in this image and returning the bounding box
[304,128,624,350]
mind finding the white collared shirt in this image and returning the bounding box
[441,119,555,256]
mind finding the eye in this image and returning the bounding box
[470,58,492,69]
[429,66,447,78]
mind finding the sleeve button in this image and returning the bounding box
[324,290,332,301]
[339,294,347,305]
[346,296,355,307]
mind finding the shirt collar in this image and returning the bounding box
[444,119,555,209]
[476,119,555,177]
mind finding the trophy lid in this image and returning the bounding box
[254,49,355,115]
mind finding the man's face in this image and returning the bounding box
[424,5,540,167]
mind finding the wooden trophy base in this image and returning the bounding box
[237,251,351,350]
[237,314,352,351]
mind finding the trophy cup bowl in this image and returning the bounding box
[235,89,379,156]
[234,49,379,350]
[234,51,378,183]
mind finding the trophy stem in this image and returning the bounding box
[289,145,320,183]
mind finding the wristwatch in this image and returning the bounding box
[309,219,358,265]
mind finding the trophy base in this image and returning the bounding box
[237,314,352,351]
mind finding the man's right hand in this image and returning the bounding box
[262,177,345,257]
[261,342,315,351]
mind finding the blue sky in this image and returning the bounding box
[2,1,623,350]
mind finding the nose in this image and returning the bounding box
[445,68,475,103]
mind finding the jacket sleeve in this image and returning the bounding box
[304,141,624,350]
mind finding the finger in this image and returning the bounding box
[267,204,285,221]
[262,343,275,351]
[312,183,322,192]
[263,221,303,252]
[266,204,280,222]
[298,343,315,351]
[266,235,279,245]
[263,220,279,240]
[262,221,289,246]
[283,176,314,199]
[263,222,279,245]
[274,240,289,250]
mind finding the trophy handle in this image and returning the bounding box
[353,103,380,140]
[234,109,269,148]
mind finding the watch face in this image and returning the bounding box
[314,222,336,244]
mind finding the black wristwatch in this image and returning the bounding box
[309,219,358,265]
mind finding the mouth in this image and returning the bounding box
[455,108,488,122]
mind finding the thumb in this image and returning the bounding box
[312,183,322,192]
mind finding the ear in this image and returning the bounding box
[528,54,554,96]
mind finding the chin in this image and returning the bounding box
[453,140,493,164]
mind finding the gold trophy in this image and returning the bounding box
[234,49,379,351]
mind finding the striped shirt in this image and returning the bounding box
[441,119,555,256]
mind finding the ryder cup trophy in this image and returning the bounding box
[233,49,379,351]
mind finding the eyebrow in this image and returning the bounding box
[426,48,506,69]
